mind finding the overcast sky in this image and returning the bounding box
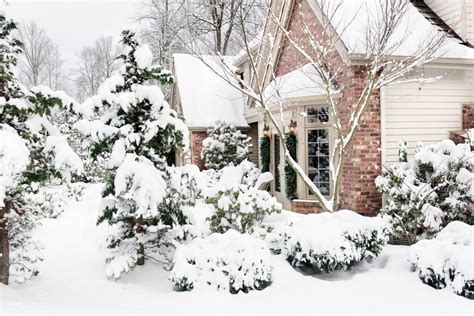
[4,0,142,71]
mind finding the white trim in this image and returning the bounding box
[380,86,387,164]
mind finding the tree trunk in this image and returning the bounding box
[137,243,145,266]
[0,206,9,285]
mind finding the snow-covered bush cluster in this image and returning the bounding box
[269,210,389,273]
[201,121,252,170]
[376,139,473,240]
[0,14,84,284]
[170,230,273,293]
[207,184,282,234]
[409,221,473,299]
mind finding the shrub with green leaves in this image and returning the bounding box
[201,121,251,170]
[269,210,389,273]
[376,140,473,240]
[207,184,282,234]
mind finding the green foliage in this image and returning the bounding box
[115,30,173,91]
[284,133,298,200]
[259,136,270,173]
[376,140,473,239]
[207,184,282,234]
[201,121,252,170]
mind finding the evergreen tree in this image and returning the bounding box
[76,30,189,279]
[0,14,83,284]
[201,121,251,170]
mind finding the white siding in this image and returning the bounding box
[382,68,474,164]
[425,0,473,43]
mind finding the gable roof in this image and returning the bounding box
[327,0,474,59]
[172,54,248,129]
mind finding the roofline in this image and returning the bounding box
[349,53,474,65]
[409,0,474,49]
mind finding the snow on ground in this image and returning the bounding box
[0,184,472,314]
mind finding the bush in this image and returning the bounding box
[201,121,251,170]
[376,140,473,239]
[207,184,282,234]
[409,221,473,299]
[269,210,389,273]
[169,230,273,293]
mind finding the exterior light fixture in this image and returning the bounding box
[289,120,297,134]
[263,124,270,137]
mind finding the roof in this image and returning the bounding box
[410,0,473,48]
[327,0,474,59]
[173,54,248,128]
[263,63,326,104]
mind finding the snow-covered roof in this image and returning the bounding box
[328,0,474,59]
[173,54,248,129]
[263,63,326,103]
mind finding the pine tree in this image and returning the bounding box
[76,30,189,279]
[201,121,251,170]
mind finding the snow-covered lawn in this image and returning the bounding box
[0,184,471,314]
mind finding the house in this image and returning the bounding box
[172,0,474,215]
[171,53,259,169]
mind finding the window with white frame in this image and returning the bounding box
[306,105,331,196]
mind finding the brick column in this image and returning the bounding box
[191,131,207,170]
[462,103,474,130]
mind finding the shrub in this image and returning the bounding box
[409,221,473,299]
[169,230,273,293]
[270,210,389,273]
[207,184,282,234]
[376,140,473,239]
[201,121,251,170]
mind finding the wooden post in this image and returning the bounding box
[0,206,9,285]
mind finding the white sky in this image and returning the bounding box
[4,0,142,72]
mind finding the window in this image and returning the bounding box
[307,106,329,123]
[274,135,281,192]
[306,105,331,197]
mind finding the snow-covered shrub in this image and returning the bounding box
[270,210,389,273]
[376,139,473,239]
[240,160,261,186]
[169,230,273,293]
[409,221,473,299]
[201,121,251,170]
[207,184,282,234]
[0,14,83,284]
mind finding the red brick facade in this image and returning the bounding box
[274,0,382,215]
[291,200,324,214]
[463,103,474,130]
[191,131,207,170]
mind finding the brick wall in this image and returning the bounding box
[463,103,474,130]
[274,0,382,215]
[291,200,324,214]
[191,131,207,170]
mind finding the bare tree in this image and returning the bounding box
[199,0,447,212]
[73,36,118,101]
[43,43,65,90]
[189,0,266,55]
[137,0,189,69]
[17,20,53,86]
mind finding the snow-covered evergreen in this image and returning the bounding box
[201,120,251,170]
[170,230,273,293]
[409,221,473,298]
[376,139,473,240]
[75,30,189,279]
[0,14,83,283]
